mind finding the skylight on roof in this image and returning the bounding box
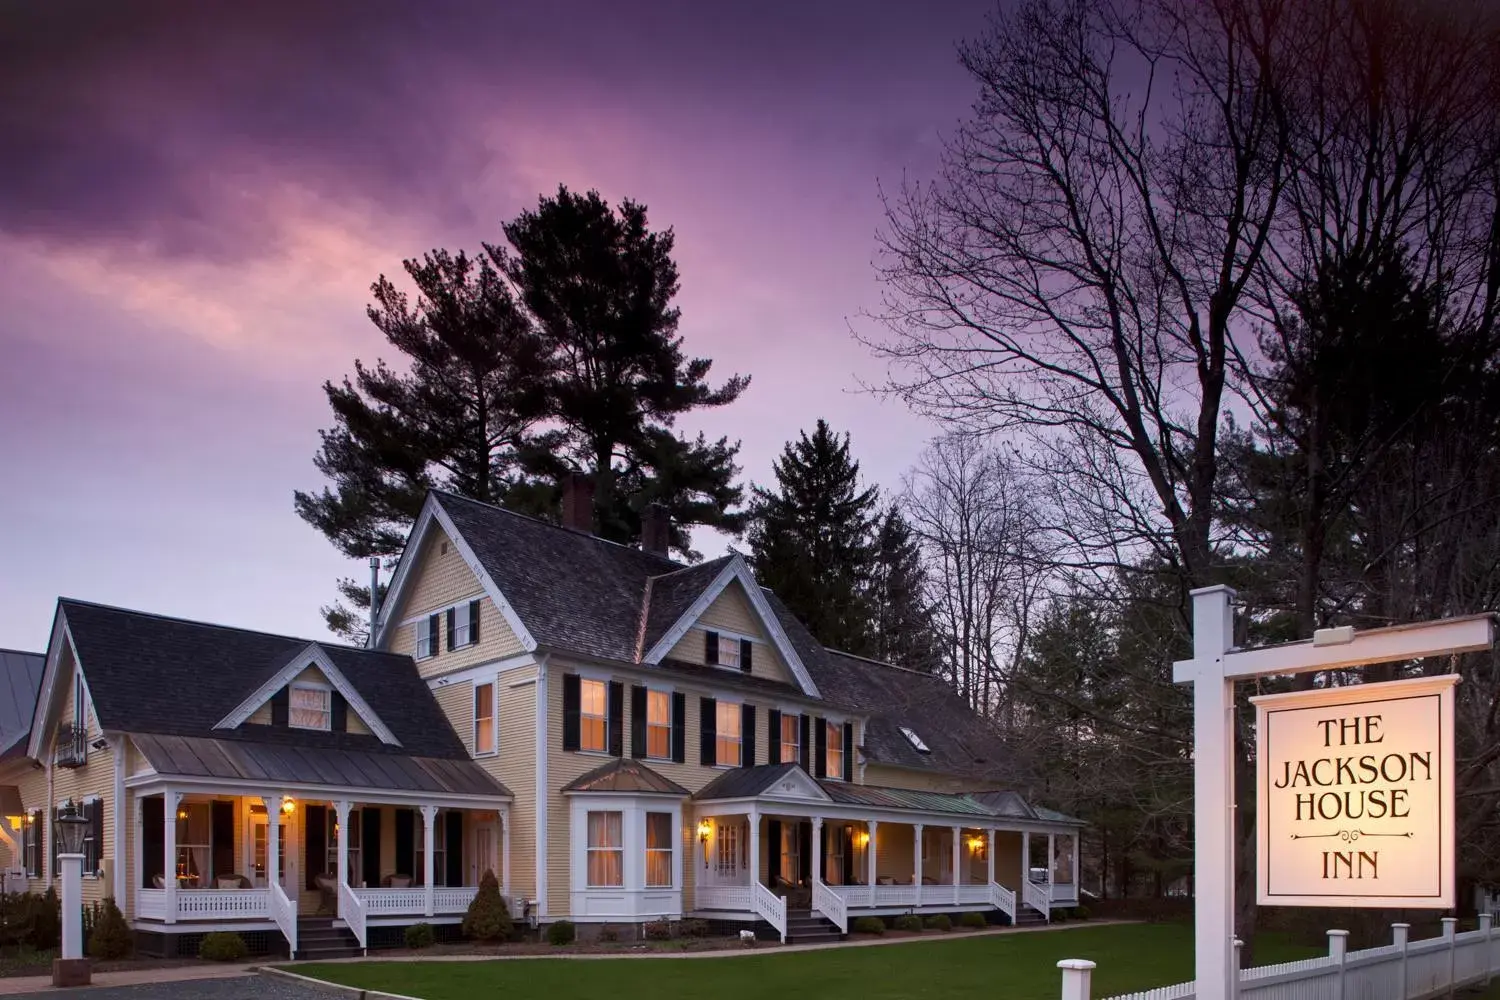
[900,726,931,753]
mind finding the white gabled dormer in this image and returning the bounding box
[214,642,401,745]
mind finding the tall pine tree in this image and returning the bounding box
[868,505,938,670]
[493,186,749,553]
[748,420,879,653]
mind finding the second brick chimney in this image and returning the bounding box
[561,472,595,533]
[640,502,671,557]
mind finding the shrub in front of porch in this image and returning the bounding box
[86,897,132,960]
[924,914,952,932]
[643,920,672,941]
[405,923,436,949]
[894,915,924,933]
[461,870,513,942]
[546,921,575,946]
[199,932,248,962]
[959,912,988,930]
[851,917,884,935]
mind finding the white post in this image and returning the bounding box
[811,817,823,886]
[987,829,996,886]
[1394,923,1411,1000]
[1022,831,1031,884]
[867,820,878,908]
[1231,938,1243,1000]
[913,824,924,907]
[421,805,438,916]
[1444,917,1458,998]
[748,809,760,889]
[1058,958,1096,1000]
[334,800,351,898]
[1184,586,1238,1000]
[1047,832,1055,890]
[1071,832,1080,895]
[1482,912,1494,986]
[266,793,281,894]
[952,826,961,904]
[60,852,83,958]
[500,808,511,898]
[1328,929,1348,1000]
[163,787,179,924]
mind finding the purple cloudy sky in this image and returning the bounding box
[0,0,990,651]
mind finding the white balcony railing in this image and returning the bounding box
[350,885,481,916]
[695,885,752,911]
[432,887,478,913]
[812,879,847,934]
[135,887,269,921]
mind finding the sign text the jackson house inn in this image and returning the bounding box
[1253,674,1459,908]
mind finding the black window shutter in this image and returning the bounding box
[705,631,719,665]
[50,807,57,875]
[270,687,289,727]
[630,686,647,758]
[843,722,855,781]
[767,709,781,765]
[814,717,827,779]
[766,819,781,882]
[469,600,481,644]
[671,692,686,763]
[362,808,382,888]
[561,674,581,752]
[800,714,812,773]
[700,696,717,766]
[305,804,327,889]
[607,681,624,757]
[89,801,103,873]
[445,811,464,887]
[740,639,753,673]
[446,608,457,651]
[141,798,163,887]
[427,613,440,657]
[741,704,756,768]
[331,691,348,732]
[211,800,234,879]
[841,826,856,884]
[395,809,414,878]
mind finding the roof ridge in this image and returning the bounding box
[634,575,654,663]
[56,598,400,657]
[434,489,684,569]
[821,646,929,676]
[646,553,734,581]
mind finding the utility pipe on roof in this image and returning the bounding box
[368,557,381,644]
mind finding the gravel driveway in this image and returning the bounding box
[9,973,345,1000]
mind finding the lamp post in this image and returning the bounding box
[53,798,91,987]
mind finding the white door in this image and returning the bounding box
[472,822,496,885]
[248,811,296,894]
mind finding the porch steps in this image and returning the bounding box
[1016,906,1049,926]
[294,916,363,961]
[787,909,842,944]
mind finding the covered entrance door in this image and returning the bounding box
[471,819,496,884]
[247,805,295,894]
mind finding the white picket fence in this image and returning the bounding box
[1059,916,1500,1000]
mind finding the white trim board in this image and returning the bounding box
[213,642,401,746]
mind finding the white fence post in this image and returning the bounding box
[1328,929,1349,1000]
[1231,938,1243,1000]
[1443,917,1458,999]
[1483,912,1494,987]
[1393,923,1411,1000]
[1058,959,1096,1000]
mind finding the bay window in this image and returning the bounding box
[580,678,608,752]
[715,701,742,766]
[645,812,673,887]
[587,811,623,887]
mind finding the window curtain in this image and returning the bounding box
[587,812,622,887]
[645,813,672,887]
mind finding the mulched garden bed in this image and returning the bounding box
[0,947,217,978]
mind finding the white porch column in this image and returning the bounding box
[163,787,179,924]
[334,800,352,895]
[1047,832,1055,890]
[265,793,281,895]
[132,796,143,916]
[1072,832,1080,892]
[1021,830,1030,883]
[952,826,961,903]
[748,809,761,888]
[811,817,823,886]
[421,805,437,916]
[987,829,995,885]
[500,808,510,897]
[913,823,923,907]
[867,820,878,908]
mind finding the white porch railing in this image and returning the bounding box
[433,887,478,913]
[136,888,166,921]
[269,881,297,955]
[135,887,269,921]
[956,884,991,906]
[990,881,1017,924]
[337,881,367,953]
[696,885,753,911]
[753,881,787,943]
[1023,879,1051,922]
[1051,881,1078,904]
[812,880,847,934]
[350,886,479,916]
[1078,918,1500,1000]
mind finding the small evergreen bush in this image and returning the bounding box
[198,931,248,962]
[960,911,989,929]
[852,916,885,935]
[925,914,952,932]
[643,919,672,941]
[404,922,435,949]
[679,918,709,938]
[546,919,576,946]
[894,914,924,932]
[86,897,132,959]
[1052,907,1070,922]
[28,887,60,950]
[462,869,513,942]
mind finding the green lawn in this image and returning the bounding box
[291,923,1321,1000]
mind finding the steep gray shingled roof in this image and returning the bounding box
[0,649,44,761]
[58,600,471,760]
[639,557,734,656]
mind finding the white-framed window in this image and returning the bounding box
[715,632,741,670]
[580,678,608,753]
[289,683,332,730]
[22,811,40,878]
[779,822,800,883]
[715,819,741,876]
[326,808,362,879]
[587,811,624,887]
[81,799,99,875]
[781,713,800,763]
[645,812,673,887]
[474,682,496,755]
[414,614,439,660]
[253,808,288,883]
[449,601,479,648]
[715,701,742,767]
[176,801,211,885]
[646,690,671,759]
[825,720,844,780]
[900,726,930,753]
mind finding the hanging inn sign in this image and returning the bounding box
[1253,675,1458,908]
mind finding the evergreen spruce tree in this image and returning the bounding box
[494,186,749,554]
[868,505,938,670]
[748,420,879,652]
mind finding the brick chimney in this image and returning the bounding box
[641,502,671,557]
[561,472,595,532]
